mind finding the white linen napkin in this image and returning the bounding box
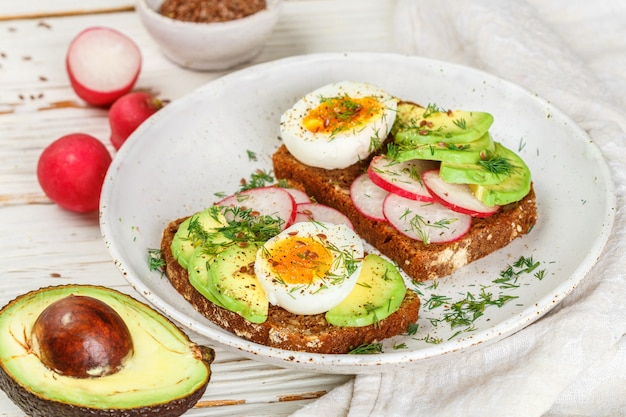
[290,1,626,416]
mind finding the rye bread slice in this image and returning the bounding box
[161,218,420,354]
[272,144,538,282]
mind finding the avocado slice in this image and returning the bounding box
[187,246,226,309]
[208,242,269,324]
[171,206,230,270]
[392,102,494,144]
[395,131,496,164]
[469,142,532,206]
[325,254,407,327]
[0,285,214,417]
[439,140,530,186]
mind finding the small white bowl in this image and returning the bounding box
[135,0,282,71]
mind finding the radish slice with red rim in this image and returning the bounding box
[367,155,436,201]
[66,27,142,107]
[282,187,312,204]
[383,193,472,244]
[422,169,499,218]
[295,202,354,229]
[350,173,389,222]
[216,186,297,229]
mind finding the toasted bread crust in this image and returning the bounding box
[272,144,538,281]
[161,218,420,354]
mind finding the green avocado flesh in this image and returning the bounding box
[325,254,406,327]
[208,243,269,324]
[469,142,532,206]
[187,246,225,309]
[0,285,214,416]
[392,102,494,144]
[395,131,496,164]
[171,206,231,270]
[440,141,532,187]
[391,102,532,206]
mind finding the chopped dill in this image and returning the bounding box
[478,154,519,176]
[422,334,443,344]
[393,341,408,350]
[399,209,456,245]
[452,118,467,130]
[422,103,444,118]
[246,149,258,161]
[239,169,275,191]
[407,322,419,335]
[147,248,165,274]
[421,255,547,340]
[364,303,380,328]
[348,342,383,354]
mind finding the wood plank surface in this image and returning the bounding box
[0,1,397,415]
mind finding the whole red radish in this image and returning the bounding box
[109,92,163,150]
[37,134,112,213]
[66,27,142,107]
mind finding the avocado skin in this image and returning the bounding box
[0,363,208,417]
[0,285,215,417]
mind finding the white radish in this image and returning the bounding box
[350,173,389,222]
[383,193,472,244]
[295,202,354,229]
[66,27,142,107]
[282,187,312,204]
[216,187,297,229]
[367,155,436,201]
[422,169,499,218]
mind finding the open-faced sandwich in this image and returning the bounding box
[159,81,537,354]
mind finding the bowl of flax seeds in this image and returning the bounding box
[135,0,283,70]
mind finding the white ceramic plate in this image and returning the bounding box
[100,52,615,374]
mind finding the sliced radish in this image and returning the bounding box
[422,169,499,218]
[216,187,297,229]
[282,187,312,204]
[66,27,142,107]
[295,202,354,229]
[367,155,436,201]
[383,193,472,244]
[350,173,389,222]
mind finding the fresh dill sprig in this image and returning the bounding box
[219,206,284,244]
[400,209,456,245]
[407,322,419,335]
[422,255,547,340]
[452,118,467,130]
[478,154,519,176]
[246,149,258,161]
[422,333,443,344]
[422,103,444,118]
[424,294,452,310]
[495,255,544,288]
[147,248,165,274]
[348,342,383,354]
[238,169,275,191]
[364,303,380,328]
[393,341,408,350]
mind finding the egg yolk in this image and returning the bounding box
[302,95,383,135]
[265,235,334,285]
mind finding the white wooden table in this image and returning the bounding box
[0,1,399,415]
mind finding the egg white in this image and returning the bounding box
[280,81,398,170]
[254,221,364,315]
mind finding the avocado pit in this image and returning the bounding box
[30,295,133,378]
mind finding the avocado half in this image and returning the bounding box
[0,285,215,417]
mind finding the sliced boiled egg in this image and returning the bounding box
[254,221,364,315]
[280,81,398,170]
